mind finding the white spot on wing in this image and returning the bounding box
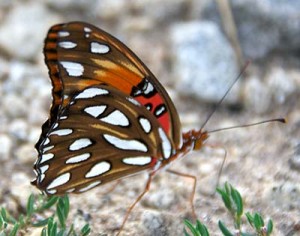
[47,172,71,189]
[123,157,152,165]
[39,174,45,183]
[60,61,84,77]
[40,153,54,164]
[69,138,93,151]
[43,145,54,153]
[103,134,147,152]
[76,87,109,99]
[85,161,111,178]
[66,153,91,164]
[139,117,151,133]
[58,31,70,37]
[145,81,154,94]
[66,188,75,193]
[126,97,141,106]
[47,189,57,194]
[44,138,50,145]
[40,165,49,174]
[91,42,110,54]
[100,110,129,126]
[79,180,101,192]
[155,105,166,117]
[60,116,67,120]
[84,105,106,117]
[84,27,91,32]
[158,128,172,159]
[59,41,77,49]
[51,129,73,136]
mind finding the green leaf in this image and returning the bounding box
[245,212,254,227]
[216,188,232,211]
[184,228,191,236]
[81,224,91,236]
[41,196,59,210]
[218,221,234,236]
[41,228,47,236]
[231,189,243,216]
[195,220,209,236]
[253,213,264,229]
[0,215,3,229]
[32,218,50,227]
[26,194,35,217]
[184,219,200,236]
[8,223,19,236]
[266,219,273,235]
[1,208,8,222]
[57,195,70,228]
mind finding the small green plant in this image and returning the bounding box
[184,182,273,236]
[0,194,91,236]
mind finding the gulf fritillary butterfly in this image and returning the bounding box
[32,21,207,195]
[32,22,284,234]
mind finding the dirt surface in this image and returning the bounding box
[0,1,299,236]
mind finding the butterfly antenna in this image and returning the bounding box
[207,118,286,134]
[200,60,251,131]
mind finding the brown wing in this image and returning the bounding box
[33,85,174,195]
[42,22,182,149]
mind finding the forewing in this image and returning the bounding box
[33,85,174,195]
[43,22,181,149]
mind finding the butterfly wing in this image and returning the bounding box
[42,22,182,149]
[33,85,174,195]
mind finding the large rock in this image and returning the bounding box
[203,0,300,59]
[170,21,239,103]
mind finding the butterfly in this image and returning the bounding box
[32,22,208,195]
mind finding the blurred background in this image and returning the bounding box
[0,0,299,235]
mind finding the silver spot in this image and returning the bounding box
[40,165,49,174]
[39,174,45,183]
[60,61,84,77]
[47,189,57,194]
[84,105,106,118]
[158,128,172,159]
[58,31,70,37]
[103,134,147,152]
[126,97,141,106]
[155,105,166,117]
[44,138,50,145]
[66,153,91,164]
[139,117,151,133]
[144,81,154,94]
[91,42,110,54]
[76,87,109,99]
[85,161,111,178]
[43,145,54,153]
[40,153,54,164]
[84,27,92,32]
[66,188,75,193]
[122,157,152,165]
[47,172,71,189]
[100,110,129,126]
[50,129,73,136]
[59,41,77,49]
[79,181,101,192]
[69,138,93,151]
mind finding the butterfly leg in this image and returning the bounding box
[116,172,154,236]
[166,169,197,219]
[204,144,228,195]
[103,180,121,195]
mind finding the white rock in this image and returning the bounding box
[0,2,61,60]
[0,134,12,161]
[171,21,239,104]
